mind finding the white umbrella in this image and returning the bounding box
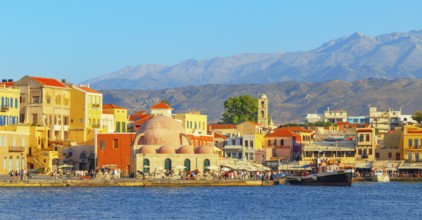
[205,165,219,170]
[174,165,186,170]
[221,167,230,171]
[58,164,73,169]
[155,166,164,170]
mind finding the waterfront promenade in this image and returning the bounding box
[0,174,275,187]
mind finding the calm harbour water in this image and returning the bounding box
[0,182,421,220]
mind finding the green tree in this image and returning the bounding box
[161,99,171,107]
[412,111,422,123]
[221,95,258,124]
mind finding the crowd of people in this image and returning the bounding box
[9,169,31,180]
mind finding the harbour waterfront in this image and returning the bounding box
[1,182,421,219]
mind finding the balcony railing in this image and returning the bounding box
[8,146,25,153]
[1,105,10,112]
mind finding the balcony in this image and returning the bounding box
[1,105,9,112]
[8,146,25,153]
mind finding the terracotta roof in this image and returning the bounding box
[129,112,150,121]
[30,76,67,88]
[281,126,313,133]
[241,121,263,126]
[131,115,153,126]
[77,86,101,94]
[265,128,300,138]
[151,102,173,109]
[208,124,237,130]
[0,82,15,87]
[103,104,126,109]
[102,110,113,114]
[208,132,228,139]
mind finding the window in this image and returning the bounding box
[396,153,400,160]
[268,140,271,146]
[273,139,277,146]
[113,139,118,148]
[116,122,121,132]
[164,158,172,171]
[143,159,150,174]
[250,141,254,148]
[122,122,126,132]
[204,159,210,168]
[408,139,413,147]
[184,159,191,172]
[388,152,392,158]
[358,148,362,155]
[32,114,38,124]
[416,153,420,162]
[359,134,364,142]
[32,96,40,103]
[280,139,284,146]
[369,148,372,155]
[15,98,18,108]
[415,139,419,149]
[365,134,370,142]
[100,140,105,150]
[245,140,249,147]
[375,153,379,159]
[408,153,413,162]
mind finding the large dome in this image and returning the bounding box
[136,116,189,146]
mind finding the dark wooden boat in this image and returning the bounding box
[285,169,353,186]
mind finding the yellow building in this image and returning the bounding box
[376,129,402,160]
[0,125,30,174]
[355,128,376,162]
[0,84,20,126]
[103,104,128,133]
[69,85,103,145]
[175,111,207,135]
[402,125,422,162]
[237,121,264,136]
[13,76,71,141]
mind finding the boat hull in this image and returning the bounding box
[285,170,353,186]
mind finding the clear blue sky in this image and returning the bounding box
[1,0,421,84]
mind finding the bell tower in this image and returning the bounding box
[258,93,268,128]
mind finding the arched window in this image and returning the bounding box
[143,159,150,174]
[204,159,210,170]
[261,110,265,118]
[3,157,6,170]
[9,156,13,171]
[261,101,265,108]
[21,157,25,169]
[184,159,191,171]
[16,156,20,171]
[164,158,172,171]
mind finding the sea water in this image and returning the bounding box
[0,182,420,219]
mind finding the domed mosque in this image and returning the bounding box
[133,116,218,175]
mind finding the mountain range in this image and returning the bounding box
[101,78,422,124]
[84,30,422,90]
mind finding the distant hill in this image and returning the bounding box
[85,30,422,90]
[101,78,422,124]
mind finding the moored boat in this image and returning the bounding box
[371,169,390,182]
[285,169,353,186]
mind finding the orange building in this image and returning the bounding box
[96,133,136,177]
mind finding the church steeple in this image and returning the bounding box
[258,93,268,128]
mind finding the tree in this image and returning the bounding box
[161,99,171,107]
[412,111,422,123]
[221,95,258,124]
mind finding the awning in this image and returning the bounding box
[398,163,422,170]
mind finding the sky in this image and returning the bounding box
[0,0,421,84]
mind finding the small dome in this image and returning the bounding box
[195,146,214,154]
[177,145,195,154]
[260,93,267,99]
[136,116,189,146]
[157,146,176,154]
[139,146,156,154]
